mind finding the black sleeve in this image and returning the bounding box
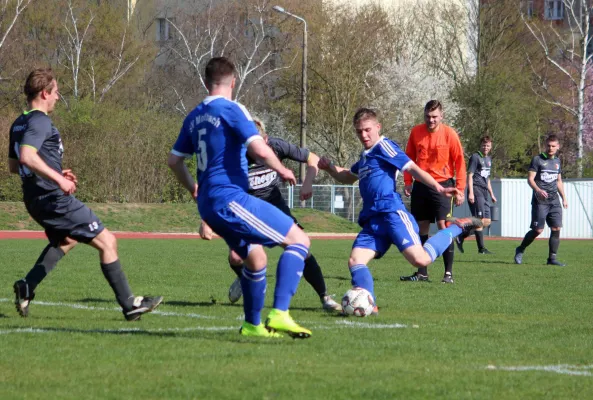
[21,113,52,151]
[528,156,539,173]
[467,154,479,173]
[8,123,17,160]
[267,137,310,163]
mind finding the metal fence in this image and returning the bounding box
[281,180,593,238]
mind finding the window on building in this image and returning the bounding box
[544,0,564,20]
[156,18,175,41]
[526,0,534,18]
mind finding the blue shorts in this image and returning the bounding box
[199,191,294,259]
[353,210,421,259]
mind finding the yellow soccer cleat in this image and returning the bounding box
[239,322,283,338]
[265,309,311,339]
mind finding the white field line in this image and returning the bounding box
[0,326,237,335]
[486,364,593,376]
[0,298,413,331]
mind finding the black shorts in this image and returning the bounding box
[25,192,105,246]
[530,202,562,229]
[411,179,454,223]
[468,186,490,219]
[262,193,304,230]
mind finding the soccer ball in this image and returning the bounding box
[341,287,375,317]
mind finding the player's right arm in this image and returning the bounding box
[403,129,416,196]
[406,162,460,198]
[168,117,198,199]
[317,156,358,184]
[527,157,547,199]
[467,154,478,204]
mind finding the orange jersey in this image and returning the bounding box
[403,123,466,191]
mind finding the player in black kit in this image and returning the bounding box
[200,118,342,311]
[8,68,162,320]
[514,135,568,266]
[456,136,497,254]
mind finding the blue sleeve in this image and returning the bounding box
[171,116,194,157]
[350,160,360,175]
[376,139,412,171]
[21,113,51,152]
[222,102,259,144]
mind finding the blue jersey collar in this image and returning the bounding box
[363,136,386,155]
[203,95,226,105]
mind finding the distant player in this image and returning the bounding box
[167,57,312,338]
[401,100,466,283]
[456,135,497,254]
[8,68,163,320]
[514,135,568,266]
[318,108,481,311]
[200,118,341,312]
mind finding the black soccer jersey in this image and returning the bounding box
[247,137,309,200]
[8,110,64,198]
[467,152,492,189]
[529,153,562,205]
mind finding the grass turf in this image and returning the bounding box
[0,238,592,399]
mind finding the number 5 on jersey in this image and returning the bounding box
[197,129,208,171]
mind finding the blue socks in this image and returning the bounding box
[273,244,308,311]
[424,225,462,262]
[241,267,267,325]
[350,264,375,301]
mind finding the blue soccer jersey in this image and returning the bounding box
[350,137,413,225]
[171,95,261,208]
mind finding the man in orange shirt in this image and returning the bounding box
[400,100,466,283]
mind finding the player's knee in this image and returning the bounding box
[286,226,310,249]
[532,229,543,236]
[551,227,561,232]
[483,219,491,227]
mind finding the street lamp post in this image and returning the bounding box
[272,5,307,184]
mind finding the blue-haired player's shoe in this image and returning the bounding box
[240,322,283,338]
[265,309,311,339]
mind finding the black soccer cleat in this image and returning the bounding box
[514,247,524,264]
[455,236,465,253]
[547,258,566,267]
[400,272,430,282]
[441,273,454,284]
[446,217,483,235]
[13,279,35,318]
[478,248,493,255]
[124,296,164,321]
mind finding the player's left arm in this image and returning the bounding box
[167,153,198,199]
[300,152,320,201]
[271,138,318,200]
[556,174,568,209]
[450,132,466,205]
[487,178,497,203]
[406,162,460,198]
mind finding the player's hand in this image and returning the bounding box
[62,169,78,184]
[191,183,198,201]
[491,195,497,203]
[199,221,213,240]
[300,182,313,201]
[455,191,465,206]
[563,199,568,209]
[59,177,76,195]
[468,193,475,204]
[318,156,333,170]
[536,189,549,200]
[404,185,412,197]
[279,168,296,186]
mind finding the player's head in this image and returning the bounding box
[424,100,443,132]
[480,135,492,155]
[545,134,560,157]
[253,117,268,142]
[353,108,381,149]
[24,68,59,113]
[204,57,236,91]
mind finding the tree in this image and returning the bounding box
[0,0,32,81]
[523,0,593,177]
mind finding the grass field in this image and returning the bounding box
[1,238,592,399]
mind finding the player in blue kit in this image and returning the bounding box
[318,108,482,309]
[167,57,311,338]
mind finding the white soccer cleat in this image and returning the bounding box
[321,295,342,312]
[228,278,242,303]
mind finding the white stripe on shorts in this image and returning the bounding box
[397,210,420,245]
[229,201,285,244]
